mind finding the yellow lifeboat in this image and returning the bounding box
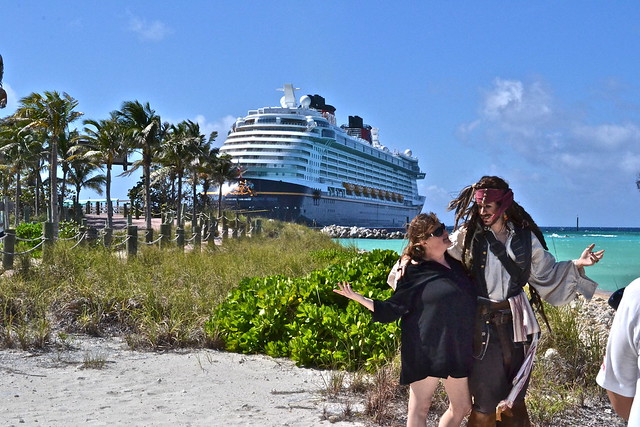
[342,182,354,194]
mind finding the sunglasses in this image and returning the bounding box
[429,223,446,238]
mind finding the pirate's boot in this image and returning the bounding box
[467,409,496,427]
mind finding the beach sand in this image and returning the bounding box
[0,336,364,426]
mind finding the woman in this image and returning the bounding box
[447,176,604,426]
[334,213,477,427]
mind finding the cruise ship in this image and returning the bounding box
[219,84,426,228]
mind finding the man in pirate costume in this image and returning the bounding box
[447,176,604,426]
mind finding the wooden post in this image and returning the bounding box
[176,228,184,250]
[145,228,153,244]
[103,228,113,248]
[232,214,239,239]
[127,225,138,258]
[193,225,201,251]
[212,219,219,237]
[222,216,228,242]
[43,221,54,262]
[87,226,98,246]
[255,219,262,236]
[2,229,15,270]
[160,223,171,248]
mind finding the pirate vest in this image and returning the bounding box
[471,225,532,299]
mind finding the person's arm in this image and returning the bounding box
[528,234,600,304]
[606,390,634,421]
[333,282,374,311]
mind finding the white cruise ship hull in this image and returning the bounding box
[220,84,426,229]
[224,178,421,228]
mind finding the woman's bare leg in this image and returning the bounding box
[407,376,439,427]
[438,376,472,427]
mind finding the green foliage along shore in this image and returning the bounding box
[206,249,401,371]
[0,221,351,350]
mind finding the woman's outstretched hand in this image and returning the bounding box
[333,282,375,312]
[333,281,360,300]
[575,243,605,268]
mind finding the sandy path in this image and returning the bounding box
[0,337,364,426]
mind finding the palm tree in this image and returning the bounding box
[188,135,218,227]
[12,91,83,235]
[211,154,243,219]
[77,114,131,228]
[197,145,220,214]
[116,101,163,232]
[156,120,209,226]
[67,160,106,209]
[0,120,41,226]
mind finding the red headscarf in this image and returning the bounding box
[474,188,513,224]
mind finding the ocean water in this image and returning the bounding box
[335,227,640,293]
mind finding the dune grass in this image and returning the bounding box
[0,221,351,350]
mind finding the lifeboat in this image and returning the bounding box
[342,182,354,194]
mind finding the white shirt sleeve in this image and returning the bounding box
[596,278,640,425]
[528,233,598,305]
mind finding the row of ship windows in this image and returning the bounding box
[226,151,416,189]
[226,140,410,176]
[229,131,412,168]
[321,169,412,190]
[242,118,330,128]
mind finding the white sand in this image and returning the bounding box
[0,336,365,426]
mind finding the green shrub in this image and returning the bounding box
[206,249,401,371]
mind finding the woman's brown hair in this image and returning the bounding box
[402,212,440,261]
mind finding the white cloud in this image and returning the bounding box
[460,77,640,174]
[193,114,236,146]
[571,123,640,149]
[128,14,172,42]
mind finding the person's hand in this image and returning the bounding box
[395,255,411,280]
[575,243,605,268]
[333,281,361,301]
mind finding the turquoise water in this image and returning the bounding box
[335,227,640,293]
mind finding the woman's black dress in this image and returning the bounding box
[372,253,477,385]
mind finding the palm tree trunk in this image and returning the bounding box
[106,165,113,229]
[14,171,21,228]
[2,180,9,230]
[35,165,42,217]
[144,157,151,231]
[176,171,183,226]
[217,184,223,219]
[50,138,59,235]
[192,171,198,228]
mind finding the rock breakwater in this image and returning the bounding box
[321,225,405,239]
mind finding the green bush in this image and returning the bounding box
[206,249,401,371]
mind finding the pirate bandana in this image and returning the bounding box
[474,188,514,224]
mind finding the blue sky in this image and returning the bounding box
[3,1,640,227]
